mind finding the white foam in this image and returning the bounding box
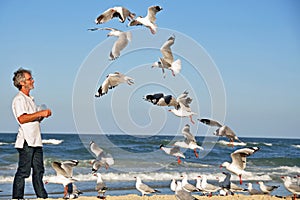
[42,139,63,145]
[292,144,300,149]
[218,140,246,146]
[263,143,272,146]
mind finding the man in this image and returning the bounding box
[12,68,52,199]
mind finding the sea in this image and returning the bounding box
[0,133,299,199]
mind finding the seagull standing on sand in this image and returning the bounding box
[218,172,234,196]
[217,172,246,194]
[198,118,242,146]
[181,175,200,193]
[88,27,131,60]
[44,160,79,199]
[94,173,108,199]
[168,91,197,124]
[128,5,162,34]
[95,6,135,24]
[174,124,203,158]
[220,147,260,185]
[175,181,199,200]
[152,35,182,78]
[199,175,220,197]
[89,141,114,172]
[95,72,134,97]
[281,176,300,199]
[160,144,185,164]
[246,183,264,195]
[135,176,160,196]
[170,179,177,192]
[257,181,279,194]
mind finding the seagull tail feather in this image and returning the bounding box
[171,59,181,75]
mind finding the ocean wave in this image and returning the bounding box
[42,139,63,145]
[217,140,246,146]
[248,142,272,146]
[292,144,300,149]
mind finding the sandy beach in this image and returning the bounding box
[46,194,294,200]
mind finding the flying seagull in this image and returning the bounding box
[95,72,134,97]
[198,118,242,146]
[89,141,114,172]
[220,147,260,185]
[160,144,185,164]
[152,35,181,78]
[174,124,203,158]
[168,91,197,124]
[95,6,135,24]
[88,27,131,60]
[128,5,163,34]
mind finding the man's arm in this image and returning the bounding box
[18,109,52,124]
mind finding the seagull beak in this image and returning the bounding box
[219,165,223,169]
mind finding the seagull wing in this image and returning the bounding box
[95,8,116,24]
[181,124,196,142]
[139,182,156,193]
[90,141,104,157]
[61,160,79,177]
[110,32,130,60]
[199,118,223,127]
[52,161,70,178]
[160,36,175,65]
[231,147,259,170]
[146,6,162,23]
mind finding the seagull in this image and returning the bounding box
[174,124,204,158]
[181,175,200,193]
[168,90,197,124]
[93,173,108,199]
[198,118,242,146]
[257,181,279,194]
[170,179,177,192]
[281,176,300,199]
[220,147,260,185]
[95,6,135,24]
[152,35,182,78]
[95,72,134,97]
[246,183,264,195]
[45,160,79,199]
[160,144,185,164]
[89,141,114,172]
[218,172,233,196]
[217,172,246,194]
[199,175,220,197]
[88,27,131,60]
[128,5,163,34]
[143,93,178,108]
[135,176,160,196]
[175,181,199,200]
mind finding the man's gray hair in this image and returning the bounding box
[13,68,32,90]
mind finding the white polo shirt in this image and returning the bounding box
[12,91,43,148]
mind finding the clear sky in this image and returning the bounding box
[1,0,299,138]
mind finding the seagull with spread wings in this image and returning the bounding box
[95,6,135,24]
[174,124,203,158]
[128,5,162,34]
[168,91,197,124]
[198,118,242,146]
[88,27,131,60]
[160,144,185,164]
[95,72,134,97]
[220,147,260,185]
[152,35,181,78]
[45,160,79,199]
[89,141,114,172]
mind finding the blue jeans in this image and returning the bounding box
[12,141,48,199]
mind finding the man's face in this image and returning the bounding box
[22,72,34,90]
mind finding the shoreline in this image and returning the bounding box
[45,194,294,200]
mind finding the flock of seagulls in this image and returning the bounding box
[44,4,300,200]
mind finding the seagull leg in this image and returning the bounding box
[190,116,195,124]
[194,149,199,158]
[227,139,234,147]
[162,68,166,78]
[171,69,175,76]
[239,174,243,185]
[63,185,68,199]
[177,157,181,164]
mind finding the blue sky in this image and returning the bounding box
[1,0,299,138]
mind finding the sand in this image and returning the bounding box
[45,194,294,200]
